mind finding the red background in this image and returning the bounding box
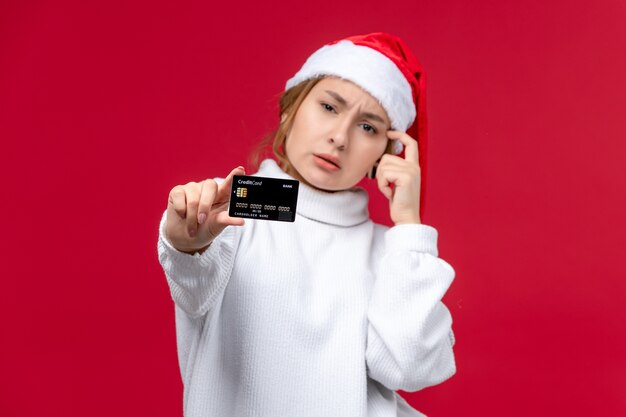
[1,0,625,415]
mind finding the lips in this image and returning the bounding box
[314,153,341,169]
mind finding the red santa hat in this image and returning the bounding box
[285,32,429,219]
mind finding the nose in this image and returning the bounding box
[328,118,350,150]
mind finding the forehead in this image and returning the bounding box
[312,77,389,118]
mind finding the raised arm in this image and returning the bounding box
[156,166,245,318]
[365,223,456,392]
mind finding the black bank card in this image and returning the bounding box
[229,175,299,222]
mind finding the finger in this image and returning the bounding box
[377,157,421,188]
[184,182,202,237]
[378,154,420,176]
[387,130,419,164]
[378,153,402,167]
[216,165,246,202]
[207,211,245,242]
[168,186,187,219]
[375,165,395,200]
[376,158,415,199]
[197,179,218,224]
[214,210,245,227]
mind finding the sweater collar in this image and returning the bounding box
[255,159,370,227]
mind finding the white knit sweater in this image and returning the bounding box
[157,159,456,417]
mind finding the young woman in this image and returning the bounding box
[157,32,456,417]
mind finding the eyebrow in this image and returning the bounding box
[324,90,387,125]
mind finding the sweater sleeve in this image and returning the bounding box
[365,223,456,392]
[156,209,239,318]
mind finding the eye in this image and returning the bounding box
[360,123,377,135]
[321,102,336,113]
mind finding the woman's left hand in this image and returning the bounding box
[375,130,421,225]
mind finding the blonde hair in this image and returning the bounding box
[249,76,394,173]
[249,77,323,173]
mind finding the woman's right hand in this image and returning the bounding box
[165,166,246,254]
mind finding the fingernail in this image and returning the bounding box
[197,213,206,224]
[189,228,196,237]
